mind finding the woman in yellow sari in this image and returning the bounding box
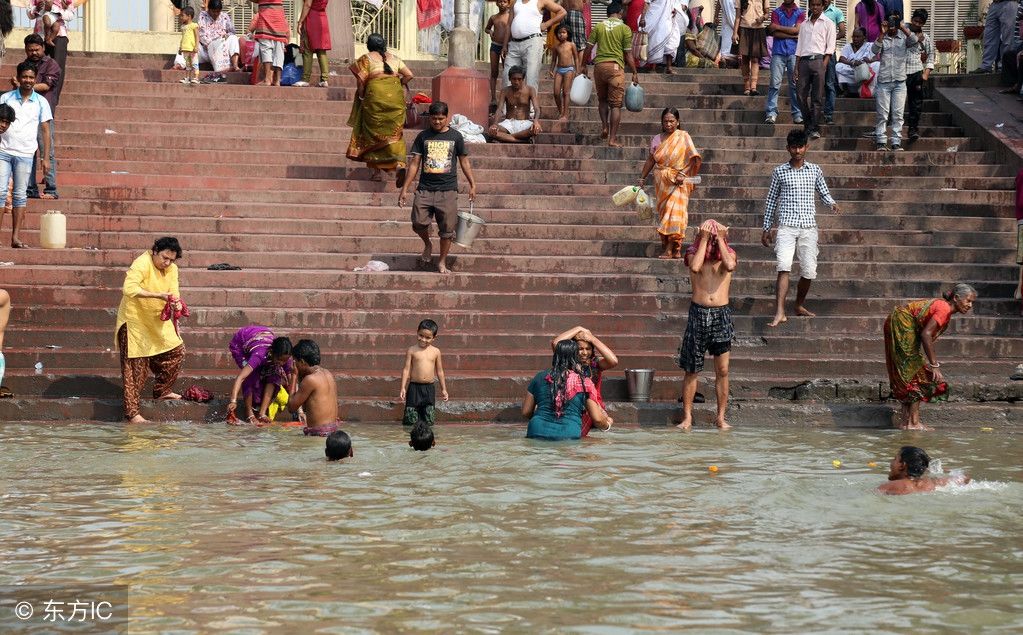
[639,107,702,258]
[345,33,414,183]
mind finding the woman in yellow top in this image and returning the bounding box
[345,32,415,185]
[115,237,186,423]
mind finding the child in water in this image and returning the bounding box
[877,446,970,495]
[548,24,579,122]
[399,319,449,427]
[409,421,435,451]
[325,430,353,461]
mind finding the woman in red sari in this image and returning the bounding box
[345,33,415,183]
[551,326,618,436]
[883,283,976,430]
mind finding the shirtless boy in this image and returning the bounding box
[399,319,449,426]
[677,220,738,431]
[485,0,512,106]
[877,446,971,495]
[489,65,542,143]
[548,25,579,122]
[286,339,341,436]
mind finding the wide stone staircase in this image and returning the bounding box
[0,53,1019,425]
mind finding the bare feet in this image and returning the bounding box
[158,392,182,400]
[437,264,452,275]
[795,306,816,317]
[675,419,692,431]
[128,415,148,424]
[657,250,673,259]
[767,315,787,327]
[601,126,609,139]
[557,115,568,123]
[901,422,933,431]
[664,66,674,75]
[419,243,433,266]
[608,139,623,148]
[11,240,27,248]
[715,419,732,430]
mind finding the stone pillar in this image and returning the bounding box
[84,0,108,52]
[327,0,355,61]
[432,0,489,126]
[149,0,177,32]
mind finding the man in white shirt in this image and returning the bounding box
[0,61,53,248]
[793,0,836,140]
[503,0,566,91]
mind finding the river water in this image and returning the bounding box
[1,423,1020,633]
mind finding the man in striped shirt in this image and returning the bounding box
[761,129,839,327]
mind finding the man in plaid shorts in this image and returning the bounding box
[762,129,839,327]
[677,220,737,431]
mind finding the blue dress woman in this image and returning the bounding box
[522,340,612,440]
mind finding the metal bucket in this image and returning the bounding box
[625,369,656,402]
[454,204,485,249]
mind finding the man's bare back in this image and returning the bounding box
[877,475,968,495]
[562,0,585,11]
[293,367,338,428]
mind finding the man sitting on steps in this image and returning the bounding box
[489,65,541,143]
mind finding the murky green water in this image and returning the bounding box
[1,423,1020,633]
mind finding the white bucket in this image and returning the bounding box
[40,210,66,249]
[454,204,485,249]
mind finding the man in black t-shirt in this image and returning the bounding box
[398,101,478,275]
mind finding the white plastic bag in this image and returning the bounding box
[634,188,653,222]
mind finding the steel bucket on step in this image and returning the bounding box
[625,369,656,402]
[454,203,485,249]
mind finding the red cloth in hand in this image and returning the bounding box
[160,298,190,335]
[182,385,213,402]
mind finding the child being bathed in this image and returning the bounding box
[399,319,449,427]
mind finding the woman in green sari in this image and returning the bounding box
[345,33,414,183]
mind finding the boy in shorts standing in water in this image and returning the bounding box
[398,101,477,275]
[677,220,738,431]
[399,319,449,427]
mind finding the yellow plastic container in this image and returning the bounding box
[40,210,66,249]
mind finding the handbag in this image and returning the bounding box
[404,87,420,129]
[854,62,871,84]
[632,30,649,65]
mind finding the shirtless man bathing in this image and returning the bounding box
[287,339,341,436]
[677,220,737,431]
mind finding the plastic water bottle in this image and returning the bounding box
[683,176,702,185]
[34,361,43,374]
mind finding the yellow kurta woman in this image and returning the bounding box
[639,107,702,259]
[115,237,186,423]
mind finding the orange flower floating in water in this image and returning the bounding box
[867,462,878,468]
[708,465,718,473]
[832,460,842,469]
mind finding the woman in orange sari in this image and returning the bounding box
[883,283,976,430]
[639,107,702,259]
[345,33,414,183]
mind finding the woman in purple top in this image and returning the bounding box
[855,0,885,42]
[227,325,295,422]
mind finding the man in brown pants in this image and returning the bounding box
[793,0,835,140]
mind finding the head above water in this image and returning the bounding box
[292,339,321,369]
[325,430,353,461]
[660,107,680,134]
[890,446,930,479]
[409,422,435,451]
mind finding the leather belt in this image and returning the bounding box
[511,32,543,43]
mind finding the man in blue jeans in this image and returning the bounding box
[13,34,61,200]
[765,0,804,125]
[0,62,52,248]
[821,0,846,124]
[975,0,1018,73]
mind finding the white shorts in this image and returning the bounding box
[775,225,819,280]
[497,118,534,135]
[258,39,285,69]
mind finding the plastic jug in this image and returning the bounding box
[624,82,644,112]
[612,185,639,207]
[570,74,593,106]
[40,210,66,249]
[634,189,654,222]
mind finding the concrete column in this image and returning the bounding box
[327,0,355,61]
[84,0,108,52]
[149,0,177,32]
[447,0,475,68]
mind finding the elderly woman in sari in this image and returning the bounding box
[345,33,414,184]
[550,326,618,436]
[115,237,186,424]
[883,283,976,431]
[835,28,879,96]
[522,340,612,440]
[638,107,702,259]
[643,0,689,73]
[684,20,721,67]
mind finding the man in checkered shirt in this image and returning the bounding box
[761,129,840,327]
